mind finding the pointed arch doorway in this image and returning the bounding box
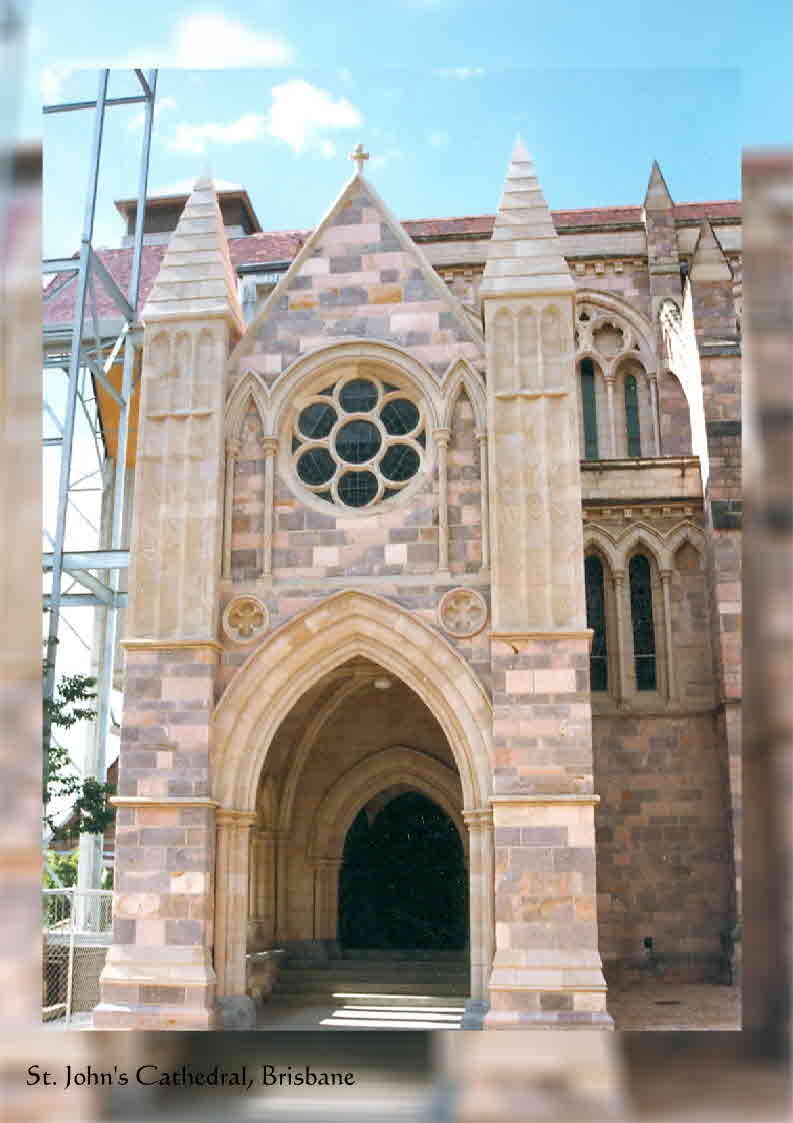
[210,590,495,1009]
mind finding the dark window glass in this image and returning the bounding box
[585,555,608,691]
[382,382,399,394]
[581,358,599,459]
[624,374,642,457]
[416,430,426,448]
[339,378,378,413]
[298,402,336,440]
[336,419,381,464]
[291,435,301,454]
[629,554,657,690]
[338,470,378,507]
[381,398,420,435]
[297,447,335,486]
[381,444,420,482]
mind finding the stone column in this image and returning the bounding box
[648,372,661,455]
[249,827,277,948]
[479,140,611,1028]
[214,809,256,1026]
[463,807,494,1014]
[434,427,451,576]
[222,438,239,578]
[660,569,676,702]
[313,859,343,943]
[611,570,628,708]
[476,431,491,572]
[604,373,617,458]
[260,437,278,579]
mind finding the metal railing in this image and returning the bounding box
[42,888,112,1026]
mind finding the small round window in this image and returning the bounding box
[291,373,426,510]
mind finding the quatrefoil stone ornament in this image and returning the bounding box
[438,588,488,639]
[222,595,270,644]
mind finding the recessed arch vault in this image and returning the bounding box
[308,745,465,863]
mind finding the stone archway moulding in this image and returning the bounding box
[211,589,493,813]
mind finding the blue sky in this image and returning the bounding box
[20,2,790,256]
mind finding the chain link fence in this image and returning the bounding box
[42,888,112,1026]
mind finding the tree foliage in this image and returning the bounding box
[43,652,115,839]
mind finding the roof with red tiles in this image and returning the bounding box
[43,200,741,327]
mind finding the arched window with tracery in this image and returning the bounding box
[629,553,657,690]
[584,554,608,691]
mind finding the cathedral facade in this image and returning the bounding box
[89,141,741,1029]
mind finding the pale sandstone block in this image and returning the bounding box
[506,669,534,694]
[385,542,407,565]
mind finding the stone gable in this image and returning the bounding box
[234,179,483,380]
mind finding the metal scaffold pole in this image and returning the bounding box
[42,69,157,901]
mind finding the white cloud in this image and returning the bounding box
[127,95,177,132]
[435,67,485,80]
[40,12,295,102]
[268,79,362,154]
[169,112,267,155]
[165,80,362,157]
[139,12,295,68]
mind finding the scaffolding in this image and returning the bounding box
[42,69,158,892]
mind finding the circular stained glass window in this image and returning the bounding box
[339,378,379,413]
[297,447,335,486]
[381,444,420,481]
[336,419,381,464]
[338,470,378,507]
[381,398,419,435]
[298,402,336,439]
[290,372,426,510]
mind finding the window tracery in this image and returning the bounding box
[288,372,426,510]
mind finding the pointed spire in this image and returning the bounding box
[643,161,674,212]
[143,174,244,333]
[480,138,573,297]
[689,218,732,282]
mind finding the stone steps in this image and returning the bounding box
[273,952,470,1003]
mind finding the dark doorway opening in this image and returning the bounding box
[338,791,467,950]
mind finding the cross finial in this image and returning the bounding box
[349,142,369,174]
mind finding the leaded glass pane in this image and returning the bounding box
[585,555,608,691]
[297,447,335,486]
[624,374,641,457]
[581,358,599,459]
[629,554,657,690]
[380,444,420,482]
[381,398,420,435]
[339,378,379,413]
[335,419,381,464]
[338,470,378,507]
[298,402,336,440]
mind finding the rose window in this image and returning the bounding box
[290,375,426,509]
